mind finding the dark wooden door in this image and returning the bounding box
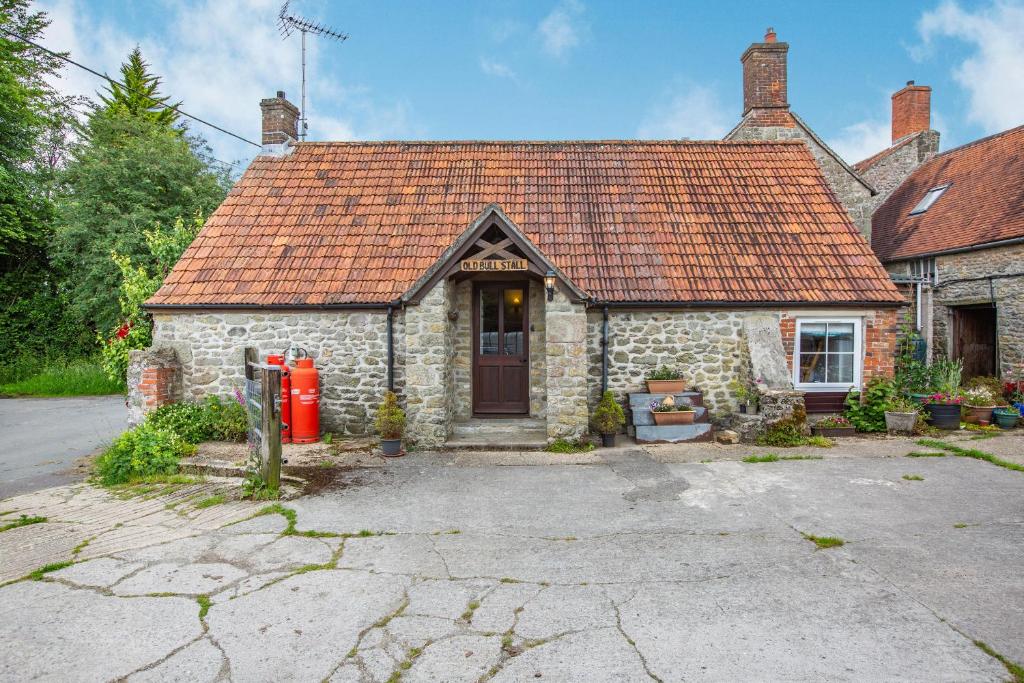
[473,283,529,414]
[953,306,996,379]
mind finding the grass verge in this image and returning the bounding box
[801,533,845,549]
[917,439,1024,472]
[0,357,124,397]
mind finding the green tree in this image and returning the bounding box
[101,215,203,382]
[53,78,229,333]
[98,46,180,128]
[0,0,92,359]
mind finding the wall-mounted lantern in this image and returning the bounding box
[544,270,556,302]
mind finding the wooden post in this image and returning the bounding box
[260,365,282,490]
[244,347,257,380]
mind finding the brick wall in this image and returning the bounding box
[891,83,931,143]
[741,39,788,114]
[779,309,899,385]
[126,347,183,426]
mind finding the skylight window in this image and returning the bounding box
[909,183,950,215]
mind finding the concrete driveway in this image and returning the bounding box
[1,442,1022,682]
[0,396,126,498]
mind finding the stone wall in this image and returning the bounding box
[545,288,589,440]
[403,282,455,448]
[932,244,1024,372]
[728,119,875,238]
[152,310,393,436]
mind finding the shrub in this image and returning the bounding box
[591,391,625,434]
[844,377,897,432]
[756,418,806,447]
[374,391,406,439]
[885,395,921,414]
[95,423,196,486]
[146,401,213,443]
[205,395,247,442]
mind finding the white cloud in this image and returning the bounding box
[915,0,1024,132]
[827,119,891,165]
[537,0,585,59]
[637,84,730,140]
[36,0,422,164]
[479,57,518,82]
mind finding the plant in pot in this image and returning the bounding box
[962,386,998,425]
[728,380,755,414]
[992,406,1020,430]
[811,415,855,438]
[649,396,696,425]
[592,391,625,447]
[923,359,963,430]
[645,366,685,394]
[883,395,920,434]
[374,391,406,456]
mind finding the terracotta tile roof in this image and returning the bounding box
[148,140,902,307]
[871,125,1024,262]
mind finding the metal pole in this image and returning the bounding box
[300,29,307,140]
[601,305,609,393]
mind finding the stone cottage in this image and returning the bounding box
[137,33,906,448]
[869,124,1024,379]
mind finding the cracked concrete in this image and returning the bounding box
[1,436,1023,681]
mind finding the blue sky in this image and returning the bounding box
[39,0,1024,170]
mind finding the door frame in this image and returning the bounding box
[471,280,530,416]
[951,304,997,379]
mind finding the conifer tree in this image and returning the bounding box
[98,46,181,128]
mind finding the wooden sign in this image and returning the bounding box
[460,258,528,272]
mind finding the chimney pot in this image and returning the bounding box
[260,91,300,149]
[891,82,932,143]
[765,27,776,43]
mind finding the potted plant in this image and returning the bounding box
[374,391,406,456]
[992,407,1019,430]
[962,386,998,425]
[923,359,963,430]
[592,391,625,447]
[728,380,755,414]
[811,415,855,438]
[645,366,686,394]
[650,397,696,425]
[884,396,920,434]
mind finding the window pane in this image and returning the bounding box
[799,353,827,383]
[479,290,499,355]
[799,324,827,353]
[503,289,524,355]
[826,324,855,353]
[826,354,854,383]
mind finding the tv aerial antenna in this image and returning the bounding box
[277,1,347,140]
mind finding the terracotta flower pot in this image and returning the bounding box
[646,380,685,394]
[652,410,695,425]
[964,405,995,424]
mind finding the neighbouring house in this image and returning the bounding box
[869,124,1024,380]
[133,34,906,447]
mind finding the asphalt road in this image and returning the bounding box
[0,396,127,499]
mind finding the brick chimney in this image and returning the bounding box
[741,27,789,116]
[891,81,931,143]
[260,91,299,147]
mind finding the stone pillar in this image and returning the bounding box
[544,288,589,441]
[403,282,454,448]
[126,347,182,426]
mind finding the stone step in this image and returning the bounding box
[630,405,710,427]
[628,392,704,408]
[447,418,548,450]
[634,423,714,444]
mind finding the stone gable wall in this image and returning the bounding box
[859,131,939,215]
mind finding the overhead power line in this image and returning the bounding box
[0,26,261,148]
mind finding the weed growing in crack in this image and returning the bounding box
[743,454,779,463]
[801,533,845,550]
[902,474,924,481]
[194,494,227,509]
[28,561,73,580]
[71,537,93,556]
[917,439,1024,472]
[954,523,969,529]
[0,515,46,533]
[197,595,212,619]
[973,640,1024,682]
[460,600,481,621]
[499,577,520,584]
[906,451,945,457]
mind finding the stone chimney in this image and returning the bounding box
[260,91,299,148]
[741,27,789,116]
[891,81,931,143]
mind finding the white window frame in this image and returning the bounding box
[793,318,863,392]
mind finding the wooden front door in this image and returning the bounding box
[473,283,529,414]
[953,305,996,380]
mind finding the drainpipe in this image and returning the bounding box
[601,305,609,393]
[916,280,923,332]
[386,304,395,392]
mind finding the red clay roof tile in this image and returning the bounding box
[148,140,902,307]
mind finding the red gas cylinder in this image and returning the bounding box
[265,354,292,444]
[290,357,320,443]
